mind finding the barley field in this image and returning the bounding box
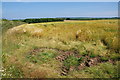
[2,19,120,78]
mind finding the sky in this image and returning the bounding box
[1,0,120,2]
[2,2,118,20]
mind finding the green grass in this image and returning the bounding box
[1,20,26,33]
[63,56,80,69]
[2,65,23,78]
[67,62,119,78]
[27,52,56,64]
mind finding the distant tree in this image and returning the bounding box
[2,19,8,21]
[23,18,65,23]
[66,18,70,20]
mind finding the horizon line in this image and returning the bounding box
[2,16,119,20]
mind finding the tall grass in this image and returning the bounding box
[2,19,119,78]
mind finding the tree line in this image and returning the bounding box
[23,18,65,24]
[1,17,119,24]
[65,17,119,20]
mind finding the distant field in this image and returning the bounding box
[64,19,117,22]
[2,19,120,78]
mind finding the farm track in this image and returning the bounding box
[27,47,116,76]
